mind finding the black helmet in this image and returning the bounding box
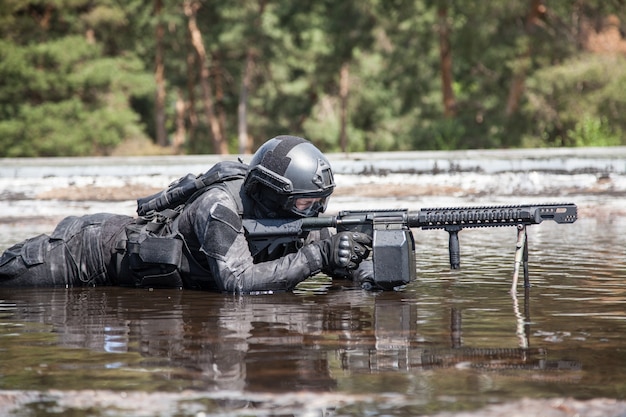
[244,135,335,218]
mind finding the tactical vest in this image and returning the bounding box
[115,161,249,288]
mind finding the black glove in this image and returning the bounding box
[351,260,377,290]
[326,260,381,291]
[316,231,371,271]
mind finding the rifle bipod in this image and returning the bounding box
[446,223,531,294]
[511,224,529,293]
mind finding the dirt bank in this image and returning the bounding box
[27,173,626,221]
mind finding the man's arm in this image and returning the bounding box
[188,188,325,292]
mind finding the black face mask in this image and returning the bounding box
[247,185,283,219]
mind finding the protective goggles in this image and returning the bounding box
[287,195,330,217]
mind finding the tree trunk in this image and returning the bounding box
[35,4,54,29]
[505,0,545,117]
[438,5,456,118]
[154,0,168,147]
[237,0,266,155]
[339,62,350,152]
[185,50,199,149]
[213,52,227,146]
[184,0,228,154]
[173,89,186,154]
[238,48,255,154]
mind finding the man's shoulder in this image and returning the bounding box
[190,181,242,212]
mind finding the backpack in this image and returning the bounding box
[116,160,248,288]
[136,160,249,216]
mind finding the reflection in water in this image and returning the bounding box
[0,285,582,395]
[421,304,581,375]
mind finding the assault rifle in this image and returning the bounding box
[242,203,577,291]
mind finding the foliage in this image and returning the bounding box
[0,0,625,156]
[522,54,626,147]
[0,2,153,156]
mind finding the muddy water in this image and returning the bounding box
[0,216,624,416]
[1,151,625,416]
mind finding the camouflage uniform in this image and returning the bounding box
[0,213,132,288]
[0,179,325,292]
[172,179,325,292]
[0,136,372,292]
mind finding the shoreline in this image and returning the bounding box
[1,146,626,178]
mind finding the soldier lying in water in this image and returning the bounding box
[0,136,372,292]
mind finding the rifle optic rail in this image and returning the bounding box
[410,203,577,230]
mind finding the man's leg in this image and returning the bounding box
[0,234,70,286]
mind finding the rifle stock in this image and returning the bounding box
[243,203,578,290]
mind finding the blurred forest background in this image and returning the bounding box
[1,0,625,157]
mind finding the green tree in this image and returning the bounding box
[1,1,625,157]
[0,1,154,156]
[522,54,626,147]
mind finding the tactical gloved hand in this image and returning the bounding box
[325,260,380,291]
[350,260,377,290]
[316,231,371,271]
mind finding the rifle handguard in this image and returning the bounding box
[413,203,577,230]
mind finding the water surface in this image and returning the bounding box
[0,217,624,416]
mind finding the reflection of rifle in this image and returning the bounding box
[419,347,582,372]
[243,203,578,290]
